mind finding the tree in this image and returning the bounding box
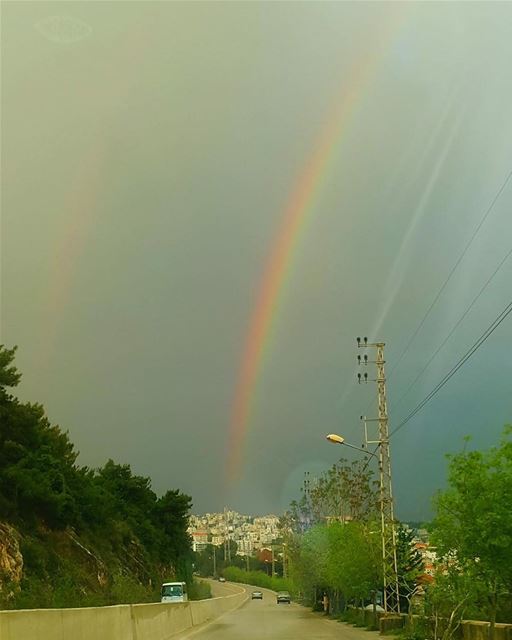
[285,458,378,535]
[0,345,21,393]
[154,489,193,579]
[326,521,382,614]
[396,523,423,611]
[285,454,382,614]
[289,524,330,605]
[0,346,80,528]
[431,428,512,634]
[425,564,487,640]
[0,345,196,607]
[310,458,378,523]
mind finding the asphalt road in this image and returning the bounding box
[181,583,378,640]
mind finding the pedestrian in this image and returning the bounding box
[322,591,329,615]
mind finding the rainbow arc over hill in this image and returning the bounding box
[226,11,409,483]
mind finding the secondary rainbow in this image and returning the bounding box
[34,22,153,375]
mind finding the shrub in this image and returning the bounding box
[223,567,295,595]
[188,579,212,601]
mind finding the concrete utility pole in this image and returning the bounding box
[357,337,400,614]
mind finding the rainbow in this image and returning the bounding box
[35,145,106,375]
[226,10,410,483]
[34,21,153,375]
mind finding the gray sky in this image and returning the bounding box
[2,2,511,520]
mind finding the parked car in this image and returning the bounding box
[218,577,226,582]
[251,590,263,600]
[276,591,291,604]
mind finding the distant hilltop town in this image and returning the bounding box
[188,510,281,556]
[188,513,436,581]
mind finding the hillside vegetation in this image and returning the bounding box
[0,345,200,609]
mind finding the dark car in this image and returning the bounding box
[276,591,291,604]
[251,590,263,600]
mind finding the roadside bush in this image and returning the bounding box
[223,567,295,595]
[188,579,212,600]
[107,573,157,605]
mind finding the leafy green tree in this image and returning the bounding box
[194,544,220,576]
[431,428,512,634]
[285,455,382,614]
[0,345,196,608]
[326,521,381,611]
[425,564,487,640]
[396,523,423,610]
[289,524,330,604]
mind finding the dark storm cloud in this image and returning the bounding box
[2,2,511,519]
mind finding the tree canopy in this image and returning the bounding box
[0,345,194,608]
[431,428,512,629]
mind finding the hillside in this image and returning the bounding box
[0,345,196,609]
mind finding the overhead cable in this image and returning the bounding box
[390,299,512,438]
[388,168,512,381]
[391,245,512,413]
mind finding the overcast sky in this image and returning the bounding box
[2,2,511,520]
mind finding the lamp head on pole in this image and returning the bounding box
[326,434,345,445]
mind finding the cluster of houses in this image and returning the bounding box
[188,511,281,556]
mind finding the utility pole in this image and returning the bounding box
[213,544,217,578]
[357,337,400,614]
[224,507,228,563]
[301,471,312,532]
[224,508,232,565]
[271,546,275,577]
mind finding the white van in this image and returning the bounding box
[161,581,188,603]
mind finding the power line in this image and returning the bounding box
[390,300,512,438]
[388,168,512,381]
[356,169,511,460]
[362,168,511,443]
[391,245,512,413]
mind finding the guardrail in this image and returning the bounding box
[0,584,248,640]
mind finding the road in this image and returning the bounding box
[180,583,378,640]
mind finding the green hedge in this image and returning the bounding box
[188,579,212,600]
[222,567,295,594]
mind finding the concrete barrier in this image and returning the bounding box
[130,601,193,640]
[462,620,492,640]
[461,621,512,640]
[0,583,248,640]
[190,598,219,626]
[0,603,132,640]
[379,614,404,634]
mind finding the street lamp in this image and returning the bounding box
[326,433,377,457]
